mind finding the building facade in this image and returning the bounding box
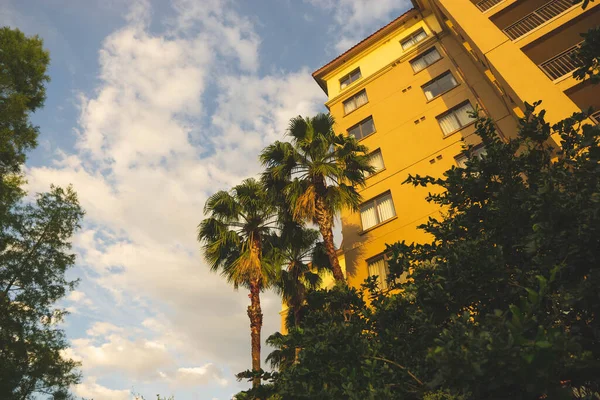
[310,0,599,291]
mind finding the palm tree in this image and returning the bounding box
[260,113,374,282]
[197,178,278,389]
[274,220,330,329]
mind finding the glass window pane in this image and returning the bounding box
[348,124,361,139]
[365,150,384,177]
[361,117,375,136]
[344,99,355,114]
[368,257,388,290]
[422,48,441,65]
[437,113,461,136]
[376,193,396,222]
[473,147,487,159]
[437,73,458,93]
[410,56,428,73]
[360,202,378,230]
[456,146,487,167]
[455,102,475,126]
[355,91,368,108]
[401,29,427,50]
[414,30,428,44]
[370,150,384,172]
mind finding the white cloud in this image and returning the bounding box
[67,290,94,311]
[72,333,172,378]
[86,321,124,337]
[305,0,412,52]
[23,0,325,395]
[176,364,228,387]
[72,377,130,400]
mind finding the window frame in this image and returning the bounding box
[340,67,362,90]
[359,191,397,232]
[348,115,376,140]
[343,89,369,115]
[409,46,443,73]
[400,28,428,51]
[436,100,477,137]
[365,148,385,179]
[421,70,459,101]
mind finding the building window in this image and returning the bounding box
[360,191,396,231]
[422,71,458,100]
[410,47,442,73]
[436,101,476,136]
[400,28,428,51]
[367,255,390,290]
[343,89,369,114]
[365,149,385,178]
[455,146,487,168]
[340,68,362,89]
[348,116,376,140]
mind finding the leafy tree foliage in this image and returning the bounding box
[573,26,600,83]
[251,103,600,399]
[260,113,374,282]
[0,27,84,399]
[0,27,49,176]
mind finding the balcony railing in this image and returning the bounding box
[539,42,583,80]
[591,110,600,125]
[503,0,575,40]
[476,0,504,11]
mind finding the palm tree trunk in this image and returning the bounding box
[315,194,345,282]
[247,281,262,389]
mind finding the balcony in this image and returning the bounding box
[476,0,504,12]
[539,42,583,81]
[592,110,600,125]
[503,0,576,40]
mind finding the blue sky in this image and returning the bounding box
[1,0,411,398]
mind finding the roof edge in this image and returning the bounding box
[312,7,418,94]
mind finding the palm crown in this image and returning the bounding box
[198,178,278,289]
[260,113,374,281]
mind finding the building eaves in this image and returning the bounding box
[312,7,417,94]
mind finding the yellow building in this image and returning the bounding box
[309,0,599,291]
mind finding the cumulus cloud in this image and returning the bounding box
[23,0,325,394]
[305,0,412,52]
[67,290,94,311]
[71,334,173,378]
[176,364,229,387]
[72,377,130,400]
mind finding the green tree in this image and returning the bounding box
[273,219,329,330]
[260,104,600,399]
[573,26,600,83]
[0,27,49,176]
[0,27,85,399]
[260,113,374,283]
[198,178,279,389]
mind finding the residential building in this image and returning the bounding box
[308,0,599,292]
